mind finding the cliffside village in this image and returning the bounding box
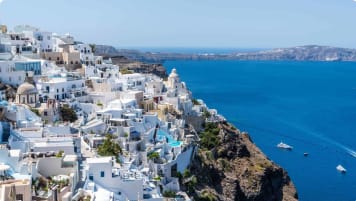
[0,25,225,201]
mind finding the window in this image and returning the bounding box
[100,171,105,177]
[44,111,48,116]
[62,88,64,92]
[56,89,59,93]
[89,175,93,181]
[48,57,51,60]
[16,194,23,201]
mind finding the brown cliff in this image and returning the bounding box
[185,122,298,201]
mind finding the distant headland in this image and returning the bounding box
[95,45,356,63]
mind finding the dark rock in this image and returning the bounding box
[187,122,298,201]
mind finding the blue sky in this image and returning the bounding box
[0,0,356,48]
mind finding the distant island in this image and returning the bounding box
[95,45,356,63]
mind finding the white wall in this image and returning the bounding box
[87,160,144,200]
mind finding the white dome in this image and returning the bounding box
[17,82,37,95]
[169,68,178,78]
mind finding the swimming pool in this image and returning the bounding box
[157,130,182,147]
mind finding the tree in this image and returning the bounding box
[202,109,211,119]
[147,152,160,160]
[97,134,122,161]
[30,108,40,116]
[192,99,200,105]
[199,123,220,150]
[59,105,78,122]
[89,44,96,53]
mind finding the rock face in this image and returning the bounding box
[95,46,168,78]
[187,122,298,201]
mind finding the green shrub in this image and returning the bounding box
[199,123,220,150]
[197,190,217,201]
[120,68,133,74]
[56,150,64,158]
[147,152,160,160]
[97,134,122,161]
[59,105,78,122]
[192,99,200,105]
[163,190,176,198]
[30,108,40,116]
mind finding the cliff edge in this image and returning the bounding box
[184,122,298,201]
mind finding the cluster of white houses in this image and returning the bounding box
[0,25,223,201]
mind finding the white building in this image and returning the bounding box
[37,72,86,102]
[85,157,147,201]
[75,44,95,66]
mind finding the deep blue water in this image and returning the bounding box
[164,60,356,201]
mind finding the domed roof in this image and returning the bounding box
[169,68,179,78]
[17,82,37,95]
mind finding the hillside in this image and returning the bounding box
[184,122,298,201]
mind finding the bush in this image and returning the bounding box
[147,152,160,160]
[59,105,78,122]
[30,108,40,116]
[183,169,191,178]
[199,123,220,150]
[192,99,200,105]
[197,190,217,201]
[97,134,122,161]
[202,109,211,119]
[56,150,64,158]
[120,68,133,74]
[163,190,176,198]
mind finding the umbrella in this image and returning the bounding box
[8,184,16,201]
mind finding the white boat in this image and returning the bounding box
[336,165,346,173]
[277,142,293,150]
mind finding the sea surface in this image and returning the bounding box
[164,60,356,201]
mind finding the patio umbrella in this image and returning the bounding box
[8,184,16,201]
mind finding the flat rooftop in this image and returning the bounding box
[87,157,112,164]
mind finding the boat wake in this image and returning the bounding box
[277,119,356,158]
[344,147,356,158]
[233,116,356,158]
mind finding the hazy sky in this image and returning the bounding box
[0,0,356,48]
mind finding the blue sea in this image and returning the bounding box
[164,60,356,201]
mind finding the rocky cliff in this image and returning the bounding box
[96,46,168,78]
[185,122,298,201]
